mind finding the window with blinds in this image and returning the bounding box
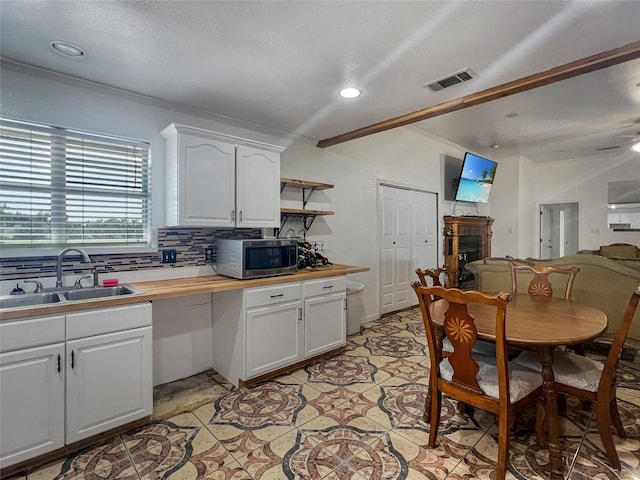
[0,119,150,249]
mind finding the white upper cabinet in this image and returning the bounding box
[162,124,282,228]
[236,145,281,228]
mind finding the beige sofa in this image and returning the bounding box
[576,243,640,272]
[465,253,640,342]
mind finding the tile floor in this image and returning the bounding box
[7,307,640,480]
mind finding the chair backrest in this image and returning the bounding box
[509,262,580,300]
[412,282,512,398]
[415,266,447,287]
[600,283,640,392]
[416,266,448,302]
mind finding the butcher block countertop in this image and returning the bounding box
[0,264,369,321]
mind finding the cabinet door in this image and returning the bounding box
[0,343,65,468]
[66,327,152,443]
[304,292,346,358]
[236,145,280,228]
[246,301,302,378]
[178,133,236,226]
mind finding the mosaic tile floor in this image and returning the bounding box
[9,307,640,479]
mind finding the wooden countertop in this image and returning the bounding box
[0,264,369,320]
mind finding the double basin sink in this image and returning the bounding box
[0,285,142,310]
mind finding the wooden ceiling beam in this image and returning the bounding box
[316,40,640,148]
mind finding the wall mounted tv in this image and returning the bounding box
[443,154,463,201]
[454,152,498,203]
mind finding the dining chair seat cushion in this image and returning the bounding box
[439,356,542,403]
[442,337,497,355]
[513,350,603,392]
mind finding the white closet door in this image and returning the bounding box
[380,185,438,315]
[380,185,412,314]
[411,190,438,277]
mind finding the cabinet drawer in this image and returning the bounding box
[245,283,301,309]
[0,315,65,352]
[304,276,346,298]
[66,303,152,340]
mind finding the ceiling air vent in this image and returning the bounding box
[423,68,477,92]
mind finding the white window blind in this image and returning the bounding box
[0,119,150,249]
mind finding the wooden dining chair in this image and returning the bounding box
[509,262,580,300]
[412,283,543,480]
[417,265,496,358]
[510,262,585,355]
[514,283,640,470]
[416,265,447,287]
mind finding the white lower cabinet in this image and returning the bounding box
[66,326,152,443]
[246,300,302,378]
[304,277,346,358]
[0,303,152,469]
[212,277,346,386]
[0,342,65,468]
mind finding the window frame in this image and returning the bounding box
[0,119,153,257]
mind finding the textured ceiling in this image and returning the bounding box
[1,0,639,163]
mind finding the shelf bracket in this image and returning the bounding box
[303,214,318,230]
[301,187,316,209]
[280,212,318,233]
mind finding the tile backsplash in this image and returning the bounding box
[0,227,263,281]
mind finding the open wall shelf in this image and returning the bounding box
[280,178,334,232]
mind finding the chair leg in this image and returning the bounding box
[609,398,626,439]
[595,399,621,470]
[428,390,441,448]
[573,344,586,356]
[423,384,432,422]
[496,414,511,480]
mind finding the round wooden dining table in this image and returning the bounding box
[428,293,608,480]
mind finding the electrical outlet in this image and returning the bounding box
[162,249,177,264]
[204,247,214,263]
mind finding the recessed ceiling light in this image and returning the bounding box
[49,40,86,59]
[491,143,500,149]
[339,87,362,98]
[632,142,640,153]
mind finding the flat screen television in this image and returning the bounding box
[443,154,463,201]
[454,152,498,203]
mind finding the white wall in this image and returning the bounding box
[529,153,640,252]
[486,154,521,257]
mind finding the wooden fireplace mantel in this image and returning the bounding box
[443,216,494,287]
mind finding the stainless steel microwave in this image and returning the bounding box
[216,238,298,279]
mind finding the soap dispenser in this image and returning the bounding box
[10,283,25,295]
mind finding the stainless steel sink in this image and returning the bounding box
[0,284,142,309]
[0,292,63,309]
[61,285,141,301]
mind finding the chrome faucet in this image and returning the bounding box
[56,248,92,289]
